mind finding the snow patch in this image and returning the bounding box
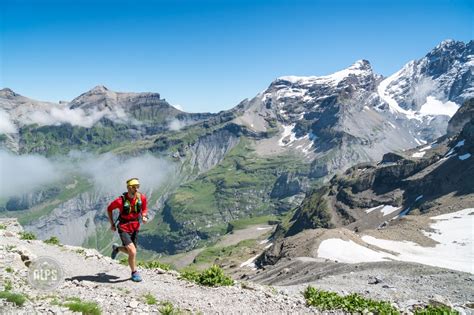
[278,60,371,88]
[240,254,260,268]
[318,239,391,263]
[320,209,474,273]
[365,205,400,216]
[380,205,401,216]
[419,96,460,117]
[420,144,433,152]
[414,138,423,146]
[459,153,471,160]
[277,88,306,99]
[412,151,426,158]
[278,124,297,146]
[377,69,419,120]
[454,140,465,148]
[278,124,293,146]
[365,206,382,214]
[364,209,474,273]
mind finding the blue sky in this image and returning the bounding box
[1,0,472,113]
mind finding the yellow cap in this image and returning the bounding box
[126,178,140,186]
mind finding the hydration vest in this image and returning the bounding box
[121,192,142,215]
[118,192,142,223]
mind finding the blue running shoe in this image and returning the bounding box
[111,243,120,260]
[131,271,142,282]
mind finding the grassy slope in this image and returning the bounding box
[142,137,311,253]
[2,175,91,226]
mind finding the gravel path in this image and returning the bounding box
[0,219,313,314]
[250,257,474,314]
[2,218,473,314]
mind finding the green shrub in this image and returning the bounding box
[144,293,157,305]
[50,297,61,306]
[180,265,233,287]
[4,280,13,291]
[44,236,61,246]
[159,301,181,315]
[64,298,101,315]
[303,286,399,314]
[0,224,6,229]
[179,269,200,283]
[414,304,459,315]
[138,260,171,270]
[120,258,171,271]
[0,291,27,307]
[19,231,36,240]
[5,267,13,273]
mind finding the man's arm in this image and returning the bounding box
[141,195,148,224]
[107,198,121,231]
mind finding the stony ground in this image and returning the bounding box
[2,218,473,314]
[250,257,474,314]
[0,219,313,314]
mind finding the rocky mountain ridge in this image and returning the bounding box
[0,39,472,259]
[255,98,473,274]
[0,85,214,154]
[233,40,473,178]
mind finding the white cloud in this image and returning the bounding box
[0,109,18,134]
[172,104,184,111]
[168,119,187,131]
[78,152,175,195]
[0,150,62,198]
[0,150,175,201]
[411,77,438,107]
[27,106,110,128]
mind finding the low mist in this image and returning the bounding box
[0,109,17,133]
[411,77,438,108]
[168,118,188,131]
[0,150,176,200]
[78,152,175,196]
[0,150,62,199]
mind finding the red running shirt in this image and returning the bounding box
[107,193,147,233]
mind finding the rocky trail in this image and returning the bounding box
[1,217,473,314]
[0,219,311,314]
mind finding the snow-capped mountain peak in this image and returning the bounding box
[277,59,374,87]
[377,40,472,122]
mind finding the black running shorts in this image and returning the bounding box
[118,228,138,247]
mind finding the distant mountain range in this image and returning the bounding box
[255,98,473,276]
[0,39,472,256]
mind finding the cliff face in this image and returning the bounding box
[259,98,473,266]
[187,124,242,174]
[447,98,474,136]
